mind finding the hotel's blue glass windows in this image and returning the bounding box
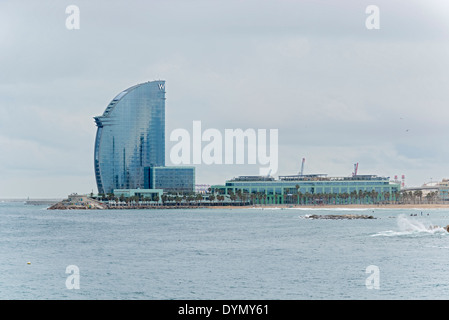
[148,167,195,194]
[94,81,165,194]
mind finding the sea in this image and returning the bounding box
[1,201,449,300]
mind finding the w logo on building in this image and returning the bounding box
[158,83,165,91]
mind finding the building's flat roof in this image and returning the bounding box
[151,166,195,170]
[230,176,275,182]
[113,188,163,193]
[226,174,390,183]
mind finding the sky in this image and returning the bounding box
[1,0,449,198]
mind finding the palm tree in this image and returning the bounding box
[430,191,438,203]
[230,193,237,205]
[414,190,423,204]
[322,193,329,205]
[357,190,365,204]
[244,192,250,205]
[383,191,390,204]
[390,191,397,204]
[350,191,357,204]
[295,184,300,205]
[297,191,303,205]
[408,191,414,204]
[330,193,337,205]
[187,195,195,206]
[250,193,256,205]
[369,190,378,204]
[330,193,336,205]
[304,192,312,205]
[258,192,264,205]
[283,188,288,204]
[341,192,349,205]
[313,193,320,205]
[399,190,407,204]
[161,194,167,206]
[195,193,203,206]
[208,194,215,205]
[236,189,243,205]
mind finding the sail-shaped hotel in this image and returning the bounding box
[94,81,194,196]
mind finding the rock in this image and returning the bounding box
[307,214,375,220]
[47,197,106,210]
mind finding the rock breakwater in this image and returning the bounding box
[307,214,375,220]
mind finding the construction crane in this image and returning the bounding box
[352,163,359,176]
[299,158,305,175]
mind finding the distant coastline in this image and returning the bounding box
[7,195,447,210]
[43,198,449,210]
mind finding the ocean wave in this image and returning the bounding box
[371,214,447,237]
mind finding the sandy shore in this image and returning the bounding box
[207,203,449,210]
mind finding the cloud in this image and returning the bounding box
[0,0,448,197]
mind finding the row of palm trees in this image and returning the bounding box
[95,188,443,206]
[220,188,392,205]
[213,188,443,205]
[400,190,440,204]
[96,192,228,206]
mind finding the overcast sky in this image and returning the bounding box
[1,0,449,198]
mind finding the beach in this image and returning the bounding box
[207,203,449,210]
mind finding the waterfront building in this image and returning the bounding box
[438,179,449,202]
[211,174,401,205]
[67,193,90,205]
[94,81,166,194]
[402,179,449,203]
[113,189,163,203]
[145,166,195,194]
[195,184,212,194]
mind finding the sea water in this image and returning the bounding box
[1,201,449,299]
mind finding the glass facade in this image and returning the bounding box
[147,166,195,194]
[212,175,401,204]
[94,81,165,194]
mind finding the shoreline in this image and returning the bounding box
[205,203,449,210]
[43,197,449,210]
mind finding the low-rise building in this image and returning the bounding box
[211,174,401,205]
[113,189,163,203]
[144,166,195,194]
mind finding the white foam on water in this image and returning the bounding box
[372,214,447,237]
